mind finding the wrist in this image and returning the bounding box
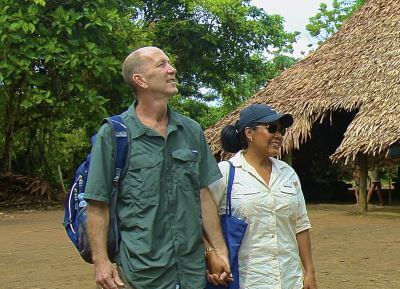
[304,269,316,276]
[204,247,216,257]
[213,246,228,256]
[92,253,110,265]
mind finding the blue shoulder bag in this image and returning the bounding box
[206,161,248,289]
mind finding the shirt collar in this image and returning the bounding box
[125,101,183,139]
[229,151,247,168]
[229,151,291,187]
[167,105,183,127]
[229,150,290,173]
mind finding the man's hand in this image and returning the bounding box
[206,251,234,287]
[94,260,124,289]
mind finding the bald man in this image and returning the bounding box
[84,47,230,289]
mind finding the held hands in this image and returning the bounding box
[205,249,234,287]
[94,259,125,289]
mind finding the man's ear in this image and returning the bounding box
[133,73,148,89]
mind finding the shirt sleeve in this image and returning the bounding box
[208,161,230,213]
[83,123,114,204]
[198,130,223,189]
[293,173,312,234]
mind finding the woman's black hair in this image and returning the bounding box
[220,123,257,153]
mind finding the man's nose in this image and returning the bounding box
[168,64,177,74]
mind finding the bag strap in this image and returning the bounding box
[225,160,235,216]
[104,114,130,184]
[102,114,130,253]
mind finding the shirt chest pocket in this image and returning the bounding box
[171,149,201,188]
[124,154,162,198]
[172,149,200,171]
[274,184,298,213]
[230,188,266,221]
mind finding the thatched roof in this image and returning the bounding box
[205,0,400,164]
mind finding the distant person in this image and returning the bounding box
[353,164,360,205]
[367,167,384,206]
[208,104,318,289]
[84,46,230,289]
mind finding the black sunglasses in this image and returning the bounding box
[255,123,286,136]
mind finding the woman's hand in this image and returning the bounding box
[303,271,317,289]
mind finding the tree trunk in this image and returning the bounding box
[1,91,16,172]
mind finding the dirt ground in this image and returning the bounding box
[1,204,400,289]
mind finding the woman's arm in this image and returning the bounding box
[296,229,318,289]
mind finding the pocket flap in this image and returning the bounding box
[280,185,297,194]
[172,149,200,162]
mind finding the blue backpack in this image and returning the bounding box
[63,114,130,263]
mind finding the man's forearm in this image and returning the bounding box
[201,187,233,285]
[87,200,110,263]
[200,187,227,255]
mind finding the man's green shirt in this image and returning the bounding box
[84,103,222,289]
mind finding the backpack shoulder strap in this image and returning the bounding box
[225,160,235,216]
[101,114,130,254]
[103,115,130,184]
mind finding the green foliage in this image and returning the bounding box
[139,0,298,124]
[0,0,299,187]
[306,0,365,46]
[0,0,146,181]
[12,119,89,182]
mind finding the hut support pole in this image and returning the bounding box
[388,170,392,206]
[358,155,368,212]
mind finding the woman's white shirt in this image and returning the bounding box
[208,151,311,289]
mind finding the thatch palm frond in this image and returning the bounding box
[205,0,400,164]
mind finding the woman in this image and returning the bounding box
[207,104,318,289]
[367,167,384,206]
[353,164,361,205]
